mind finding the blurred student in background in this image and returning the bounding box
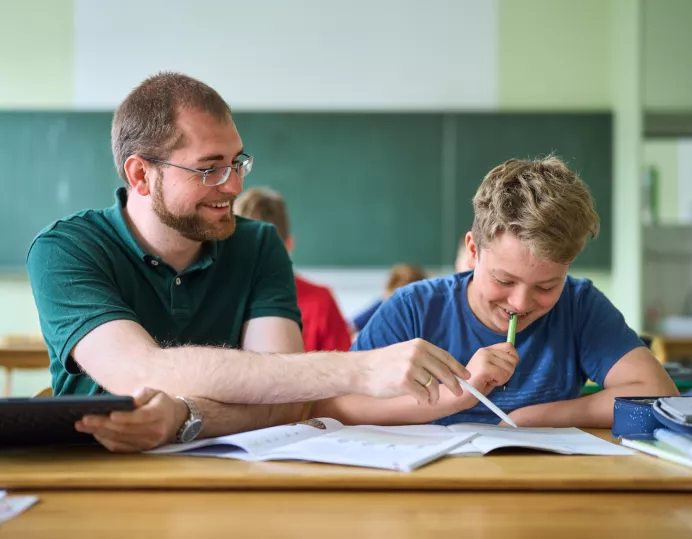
[236,187,352,352]
[351,264,427,333]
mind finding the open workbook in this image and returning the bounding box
[148,418,632,471]
[148,418,474,471]
[357,423,635,457]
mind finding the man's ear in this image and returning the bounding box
[123,155,154,196]
[465,231,479,269]
[284,235,295,255]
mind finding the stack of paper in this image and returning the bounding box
[621,428,692,468]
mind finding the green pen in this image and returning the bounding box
[504,313,518,391]
[507,313,518,346]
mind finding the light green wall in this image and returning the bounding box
[643,0,692,111]
[643,140,679,223]
[610,0,643,331]
[0,0,73,108]
[498,0,612,110]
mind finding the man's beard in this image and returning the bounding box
[151,180,236,242]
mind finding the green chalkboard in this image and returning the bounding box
[1,112,120,271]
[233,113,444,267]
[0,111,611,272]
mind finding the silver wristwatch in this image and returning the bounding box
[175,396,204,443]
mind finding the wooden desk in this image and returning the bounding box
[3,490,692,538]
[3,430,691,537]
[0,339,49,396]
[1,430,691,492]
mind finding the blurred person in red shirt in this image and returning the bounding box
[235,188,352,352]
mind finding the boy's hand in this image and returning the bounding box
[465,342,519,394]
[438,343,519,412]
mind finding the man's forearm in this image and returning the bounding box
[76,323,469,407]
[191,398,304,439]
[511,381,680,428]
[133,346,365,405]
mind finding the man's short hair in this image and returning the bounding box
[471,156,600,264]
[112,72,232,183]
[235,187,290,240]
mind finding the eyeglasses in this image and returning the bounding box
[142,153,254,186]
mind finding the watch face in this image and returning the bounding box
[180,419,203,443]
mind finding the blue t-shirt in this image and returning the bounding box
[351,271,644,425]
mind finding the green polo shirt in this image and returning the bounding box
[27,188,302,396]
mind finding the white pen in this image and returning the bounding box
[456,376,518,428]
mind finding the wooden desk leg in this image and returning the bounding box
[3,367,11,397]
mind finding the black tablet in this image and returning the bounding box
[0,396,135,447]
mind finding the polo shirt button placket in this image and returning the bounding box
[175,277,182,286]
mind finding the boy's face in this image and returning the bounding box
[465,231,569,334]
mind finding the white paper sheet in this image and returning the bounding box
[0,490,39,524]
[265,428,475,471]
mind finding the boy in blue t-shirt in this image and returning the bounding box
[314,157,678,427]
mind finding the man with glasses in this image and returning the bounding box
[27,72,469,452]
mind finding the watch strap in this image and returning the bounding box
[175,396,202,443]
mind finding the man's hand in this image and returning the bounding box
[355,338,470,405]
[75,388,188,453]
[466,342,519,394]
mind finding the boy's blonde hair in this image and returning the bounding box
[235,187,290,240]
[471,157,600,264]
